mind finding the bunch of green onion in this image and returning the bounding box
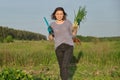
[73,6,87,29]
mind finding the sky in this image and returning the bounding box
[0,0,120,37]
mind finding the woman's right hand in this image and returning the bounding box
[48,34,54,41]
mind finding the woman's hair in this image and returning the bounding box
[51,7,67,20]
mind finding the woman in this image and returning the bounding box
[48,7,77,80]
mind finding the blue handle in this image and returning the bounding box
[43,17,50,27]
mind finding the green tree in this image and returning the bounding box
[4,35,14,43]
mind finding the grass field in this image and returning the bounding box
[0,40,120,80]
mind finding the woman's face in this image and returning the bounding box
[55,10,64,21]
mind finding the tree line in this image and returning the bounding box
[77,35,120,42]
[0,26,46,42]
[0,26,119,43]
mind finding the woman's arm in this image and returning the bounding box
[72,26,78,36]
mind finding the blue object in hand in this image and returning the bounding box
[43,17,54,35]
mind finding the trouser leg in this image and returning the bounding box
[55,47,64,75]
[61,46,73,80]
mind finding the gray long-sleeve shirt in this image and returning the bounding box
[51,20,74,49]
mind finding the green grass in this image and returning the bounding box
[0,40,120,80]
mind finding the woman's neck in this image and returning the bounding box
[56,20,65,24]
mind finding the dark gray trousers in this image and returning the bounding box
[55,43,73,80]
